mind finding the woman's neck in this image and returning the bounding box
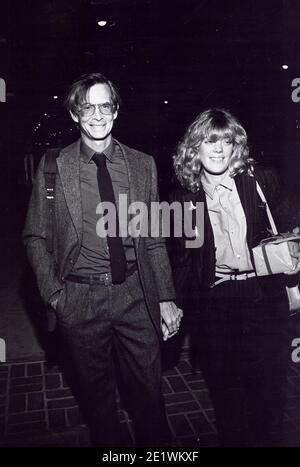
[202,169,230,186]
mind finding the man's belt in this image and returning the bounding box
[66,263,137,286]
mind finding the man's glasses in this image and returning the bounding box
[78,102,115,117]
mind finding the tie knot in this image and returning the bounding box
[92,152,106,168]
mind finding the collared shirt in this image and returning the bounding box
[72,139,136,275]
[201,171,254,274]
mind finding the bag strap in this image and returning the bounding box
[44,148,61,253]
[255,179,279,236]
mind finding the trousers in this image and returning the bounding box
[55,270,169,446]
[196,276,290,447]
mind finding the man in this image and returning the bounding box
[23,72,182,446]
[172,108,300,446]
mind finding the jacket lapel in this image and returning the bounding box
[116,141,139,206]
[115,141,141,248]
[195,186,216,285]
[234,172,257,248]
[56,139,83,243]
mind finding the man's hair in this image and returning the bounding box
[173,108,255,192]
[64,72,121,114]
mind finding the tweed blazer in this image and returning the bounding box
[23,138,176,335]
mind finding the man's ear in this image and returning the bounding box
[70,110,79,123]
[112,109,118,121]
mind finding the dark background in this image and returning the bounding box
[0,0,299,225]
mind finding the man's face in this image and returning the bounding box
[70,83,118,144]
[197,133,234,176]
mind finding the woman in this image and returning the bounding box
[172,108,300,446]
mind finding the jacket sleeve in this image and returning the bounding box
[22,155,64,304]
[168,186,194,309]
[144,156,176,302]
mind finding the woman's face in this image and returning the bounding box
[197,133,234,176]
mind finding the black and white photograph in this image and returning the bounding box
[0,0,300,451]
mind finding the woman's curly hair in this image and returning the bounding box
[173,108,255,192]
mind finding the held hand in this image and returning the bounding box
[284,226,300,275]
[160,301,183,341]
[284,251,300,275]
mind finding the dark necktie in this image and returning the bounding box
[92,152,126,284]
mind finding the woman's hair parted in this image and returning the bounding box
[173,108,255,192]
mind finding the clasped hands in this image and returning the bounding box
[160,301,183,341]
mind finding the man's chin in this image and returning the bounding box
[84,130,112,141]
[91,135,108,141]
